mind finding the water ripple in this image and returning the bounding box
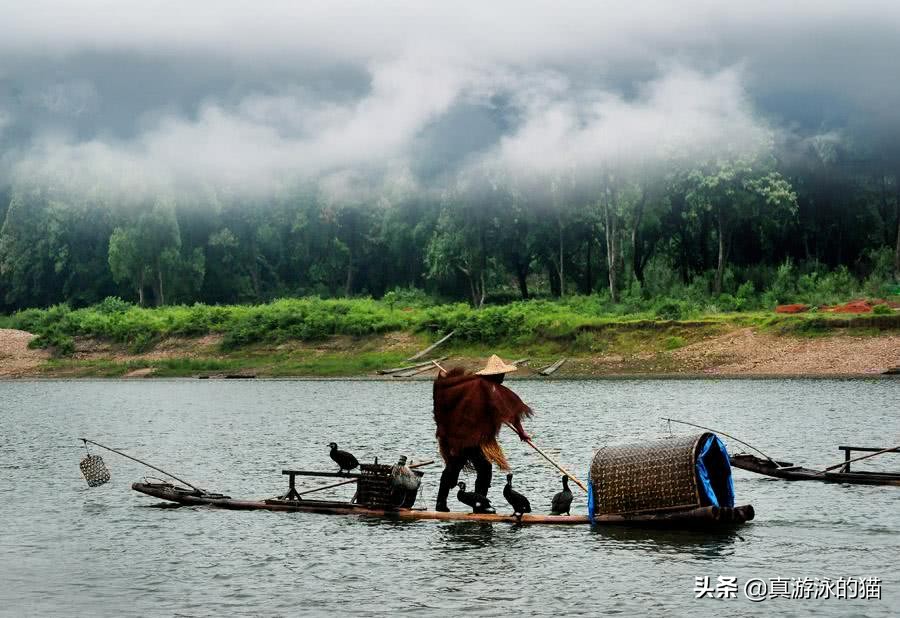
[0,378,897,616]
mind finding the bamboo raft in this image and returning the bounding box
[660,420,900,488]
[730,452,900,486]
[131,481,754,526]
[129,431,755,528]
[133,482,587,524]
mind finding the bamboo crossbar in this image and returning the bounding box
[282,470,362,478]
[294,460,435,496]
[822,445,900,473]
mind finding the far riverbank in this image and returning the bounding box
[2,319,897,379]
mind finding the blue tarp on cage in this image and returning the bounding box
[695,434,734,508]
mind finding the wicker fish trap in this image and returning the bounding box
[356,463,395,507]
[357,463,424,508]
[590,432,713,516]
[80,454,111,487]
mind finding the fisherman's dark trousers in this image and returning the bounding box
[436,446,492,507]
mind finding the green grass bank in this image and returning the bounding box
[1,295,898,378]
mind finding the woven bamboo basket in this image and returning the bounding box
[590,432,714,516]
[356,463,394,506]
[356,463,422,508]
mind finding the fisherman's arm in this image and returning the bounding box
[510,416,530,441]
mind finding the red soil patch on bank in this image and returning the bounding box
[820,298,900,314]
[775,304,809,314]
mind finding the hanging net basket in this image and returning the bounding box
[80,454,111,487]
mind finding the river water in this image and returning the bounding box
[1,378,898,617]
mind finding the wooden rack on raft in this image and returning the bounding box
[280,460,434,501]
[281,469,361,500]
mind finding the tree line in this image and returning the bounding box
[1,141,899,313]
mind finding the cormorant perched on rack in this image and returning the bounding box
[456,482,494,514]
[503,473,531,520]
[550,475,573,515]
[328,442,359,474]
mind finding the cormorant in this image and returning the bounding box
[328,442,359,474]
[456,482,494,514]
[503,473,532,520]
[391,456,420,491]
[550,475,573,515]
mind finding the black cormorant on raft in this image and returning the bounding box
[551,476,573,515]
[456,482,494,514]
[328,442,359,474]
[503,473,532,520]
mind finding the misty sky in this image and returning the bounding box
[2,1,900,196]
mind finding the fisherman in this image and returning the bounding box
[432,355,532,512]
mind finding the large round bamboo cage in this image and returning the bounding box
[589,432,734,517]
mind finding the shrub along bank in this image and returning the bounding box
[1,290,897,360]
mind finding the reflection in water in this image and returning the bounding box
[140,502,184,509]
[438,522,496,551]
[591,524,743,559]
[357,515,420,531]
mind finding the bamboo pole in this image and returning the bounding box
[407,330,455,362]
[377,356,448,375]
[822,445,900,473]
[80,438,202,492]
[393,363,442,378]
[504,424,588,493]
[661,417,780,466]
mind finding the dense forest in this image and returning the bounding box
[1,138,899,314]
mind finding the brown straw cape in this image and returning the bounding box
[475,354,518,376]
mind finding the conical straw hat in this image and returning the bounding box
[476,354,518,376]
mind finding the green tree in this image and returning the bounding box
[0,189,62,307]
[160,246,206,304]
[688,154,798,294]
[598,176,630,303]
[202,227,253,302]
[0,186,118,308]
[498,192,540,300]
[427,180,505,307]
[107,199,182,306]
[108,226,148,305]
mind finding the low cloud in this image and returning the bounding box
[3,2,900,198]
[492,67,767,178]
[11,64,770,197]
[12,56,480,195]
